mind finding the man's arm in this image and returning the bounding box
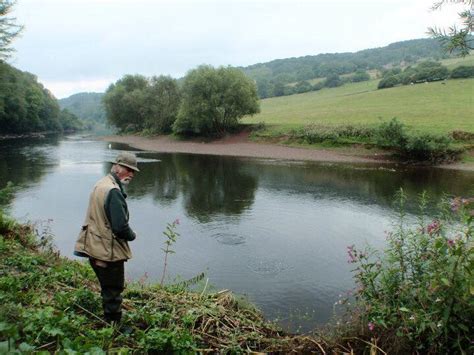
[104,189,136,241]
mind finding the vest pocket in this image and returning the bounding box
[86,230,113,261]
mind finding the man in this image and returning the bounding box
[74,152,139,324]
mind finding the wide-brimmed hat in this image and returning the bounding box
[114,152,140,172]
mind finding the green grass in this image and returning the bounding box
[440,53,474,69]
[244,78,474,135]
[0,214,340,353]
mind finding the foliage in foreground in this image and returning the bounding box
[0,215,330,353]
[1,185,473,353]
[346,190,473,354]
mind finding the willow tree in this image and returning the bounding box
[173,65,260,136]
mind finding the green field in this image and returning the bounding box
[244,78,474,135]
[441,54,474,69]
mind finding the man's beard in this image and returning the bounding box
[121,178,131,185]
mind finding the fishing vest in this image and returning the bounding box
[74,174,132,261]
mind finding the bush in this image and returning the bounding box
[375,118,460,163]
[402,133,456,162]
[323,74,343,88]
[375,118,407,148]
[450,65,474,79]
[347,191,474,353]
[291,124,374,145]
[351,70,371,82]
[377,75,399,89]
[294,80,312,94]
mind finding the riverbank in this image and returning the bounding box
[99,133,474,171]
[0,215,346,353]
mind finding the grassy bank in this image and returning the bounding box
[0,216,337,353]
[242,77,474,163]
[244,78,474,136]
[1,188,472,353]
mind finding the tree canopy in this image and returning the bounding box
[0,0,23,60]
[241,38,454,98]
[0,61,82,134]
[103,74,181,133]
[173,65,260,136]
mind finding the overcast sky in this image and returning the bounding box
[10,0,465,98]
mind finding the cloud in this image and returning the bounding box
[11,0,467,98]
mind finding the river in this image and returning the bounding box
[1,134,473,332]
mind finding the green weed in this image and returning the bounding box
[345,190,473,353]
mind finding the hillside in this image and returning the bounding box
[240,38,456,98]
[243,77,474,135]
[58,92,106,125]
[62,37,458,118]
[0,62,83,135]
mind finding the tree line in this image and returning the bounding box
[103,65,260,136]
[240,38,459,98]
[58,92,106,130]
[0,0,82,135]
[0,61,83,134]
[378,61,474,89]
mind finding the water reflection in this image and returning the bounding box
[0,135,60,190]
[3,137,474,332]
[126,154,258,222]
[250,161,474,212]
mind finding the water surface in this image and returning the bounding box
[2,135,473,332]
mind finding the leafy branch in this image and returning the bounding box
[160,219,180,286]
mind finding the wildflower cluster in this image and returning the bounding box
[348,190,473,353]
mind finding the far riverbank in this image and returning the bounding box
[99,133,474,171]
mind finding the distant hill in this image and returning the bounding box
[58,92,106,125]
[61,37,458,119]
[240,38,454,98]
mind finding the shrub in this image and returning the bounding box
[450,65,474,79]
[351,70,371,82]
[290,124,374,145]
[375,118,407,148]
[347,191,473,353]
[295,80,312,94]
[375,118,461,163]
[402,133,457,162]
[377,75,399,89]
[323,74,343,88]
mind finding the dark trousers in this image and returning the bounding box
[89,258,125,323]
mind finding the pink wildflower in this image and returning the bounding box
[174,218,180,225]
[447,239,455,247]
[427,220,441,235]
[347,245,357,263]
[368,322,375,331]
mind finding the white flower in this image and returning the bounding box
[409,315,415,320]
[437,322,442,328]
[435,298,441,303]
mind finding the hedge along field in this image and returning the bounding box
[244,78,474,136]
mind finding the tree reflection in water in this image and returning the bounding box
[124,153,258,222]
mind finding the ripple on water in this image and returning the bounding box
[246,257,290,276]
[211,232,247,245]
